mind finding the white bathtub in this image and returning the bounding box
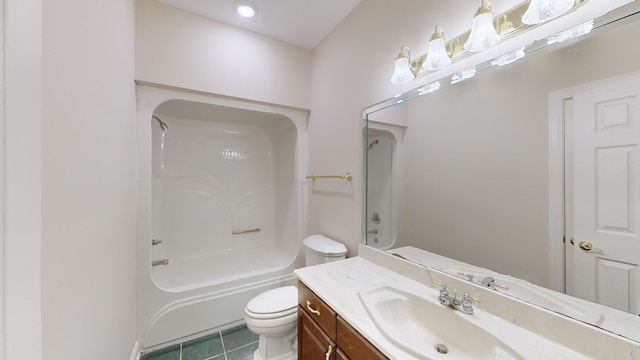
[136,84,308,350]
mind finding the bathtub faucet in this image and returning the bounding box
[434,282,475,315]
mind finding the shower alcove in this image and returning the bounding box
[365,120,404,250]
[136,84,308,350]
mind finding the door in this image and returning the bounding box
[568,74,640,315]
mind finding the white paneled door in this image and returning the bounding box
[569,74,640,315]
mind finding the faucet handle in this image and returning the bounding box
[462,292,481,304]
[441,284,449,296]
[432,280,448,292]
[457,271,474,282]
[461,293,474,314]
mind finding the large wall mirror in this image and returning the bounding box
[364,2,640,342]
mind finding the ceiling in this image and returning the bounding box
[157,0,362,50]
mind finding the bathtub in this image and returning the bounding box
[136,84,308,350]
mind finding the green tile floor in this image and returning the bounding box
[141,324,259,360]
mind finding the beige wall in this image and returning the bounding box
[307,0,523,255]
[4,0,43,359]
[135,0,313,109]
[41,1,137,359]
[394,16,640,286]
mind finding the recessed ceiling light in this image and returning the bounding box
[234,0,258,18]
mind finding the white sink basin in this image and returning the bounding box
[358,286,525,360]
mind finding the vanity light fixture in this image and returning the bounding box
[424,26,452,71]
[547,19,594,44]
[417,81,441,95]
[390,45,419,85]
[464,0,501,52]
[491,47,526,66]
[388,0,588,85]
[234,0,258,18]
[522,0,575,25]
[497,15,516,37]
[451,67,477,84]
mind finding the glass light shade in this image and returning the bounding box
[464,12,501,52]
[390,57,415,85]
[425,38,452,71]
[522,0,574,25]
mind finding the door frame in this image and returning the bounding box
[548,70,640,293]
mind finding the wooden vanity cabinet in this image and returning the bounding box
[298,281,388,360]
[298,308,336,359]
[336,316,387,360]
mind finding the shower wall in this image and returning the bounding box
[136,85,308,349]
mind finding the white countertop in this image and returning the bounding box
[295,252,426,359]
[294,244,640,360]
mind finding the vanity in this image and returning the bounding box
[298,281,387,359]
[295,245,640,359]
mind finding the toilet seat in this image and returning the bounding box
[245,286,298,320]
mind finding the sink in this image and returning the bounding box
[439,266,604,326]
[358,286,525,360]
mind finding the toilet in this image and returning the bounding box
[244,235,347,360]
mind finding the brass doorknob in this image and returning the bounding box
[579,241,593,251]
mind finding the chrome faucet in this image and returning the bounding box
[435,283,475,315]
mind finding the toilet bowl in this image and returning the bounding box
[245,286,298,360]
[244,235,347,360]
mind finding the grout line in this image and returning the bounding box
[146,325,256,360]
[219,331,229,360]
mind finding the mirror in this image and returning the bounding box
[364,3,640,342]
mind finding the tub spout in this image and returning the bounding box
[152,259,169,266]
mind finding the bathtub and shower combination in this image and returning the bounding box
[136,85,308,350]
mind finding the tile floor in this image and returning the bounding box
[140,324,258,360]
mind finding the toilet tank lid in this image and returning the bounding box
[303,235,347,256]
[247,286,298,314]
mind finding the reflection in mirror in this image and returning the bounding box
[365,122,403,250]
[364,3,640,343]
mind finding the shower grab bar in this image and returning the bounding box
[152,259,169,266]
[232,228,261,235]
[306,172,353,182]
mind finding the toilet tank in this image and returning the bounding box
[303,235,348,266]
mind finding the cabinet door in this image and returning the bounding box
[299,307,336,360]
[336,348,350,360]
[337,316,388,360]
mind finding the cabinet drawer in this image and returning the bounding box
[337,316,388,360]
[298,281,336,339]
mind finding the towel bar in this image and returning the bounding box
[306,172,352,182]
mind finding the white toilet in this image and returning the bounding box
[244,235,347,360]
